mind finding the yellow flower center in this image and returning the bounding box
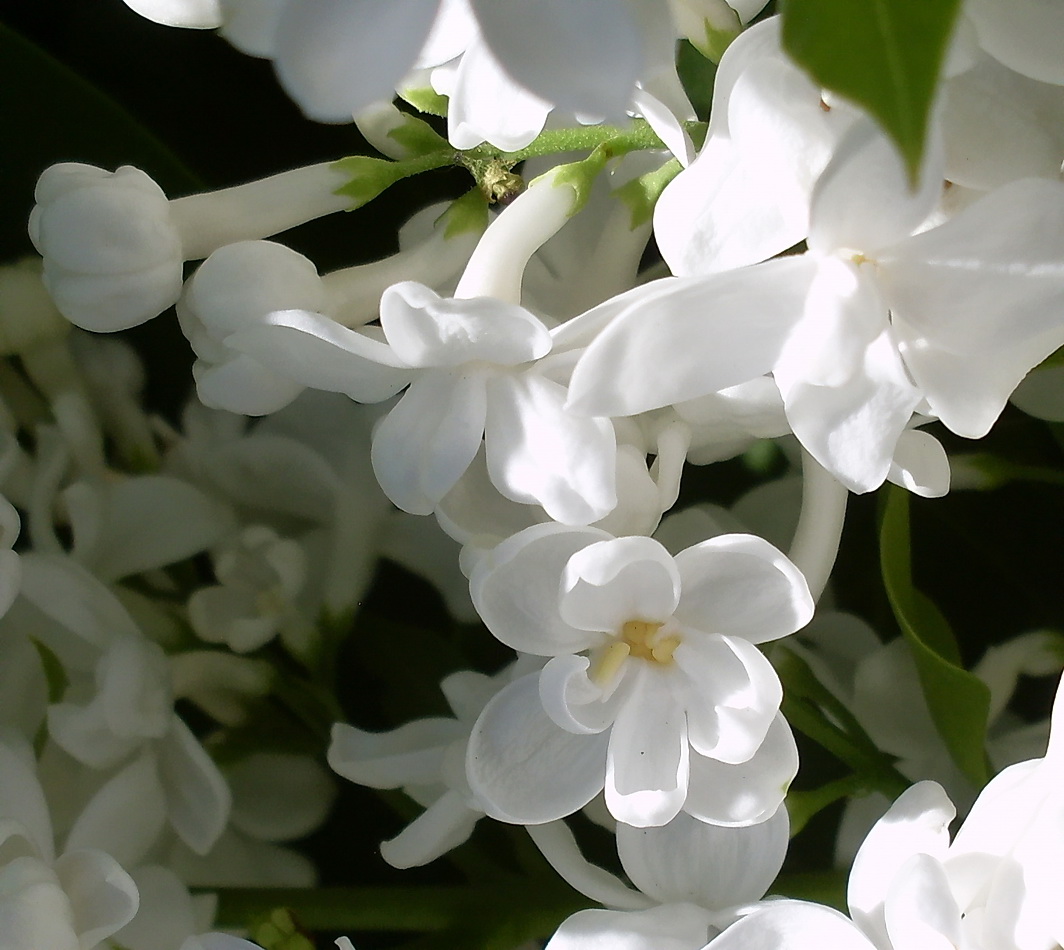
[590,619,682,686]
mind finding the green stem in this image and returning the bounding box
[336,119,707,209]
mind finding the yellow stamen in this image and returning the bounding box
[621,620,681,664]
[591,641,631,686]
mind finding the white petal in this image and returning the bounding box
[676,634,781,763]
[776,261,922,493]
[47,700,142,771]
[156,718,232,855]
[847,780,955,950]
[327,719,466,789]
[274,0,442,122]
[470,522,611,655]
[192,355,304,416]
[466,672,609,824]
[379,789,479,868]
[20,553,141,649]
[370,370,487,514]
[484,372,617,525]
[673,534,814,643]
[883,853,961,950]
[808,119,943,256]
[880,178,1064,438]
[617,805,788,909]
[227,309,411,402]
[547,904,717,950]
[560,536,680,634]
[566,257,814,418]
[381,282,551,368]
[448,38,552,150]
[113,865,198,950]
[54,849,139,949]
[64,753,166,868]
[539,654,627,735]
[704,900,876,950]
[941,56,1064,191]
[121,0,222,28]
[967,0,1064,85]
[0,857,79,950]
[0,739,54,862]
[65,476,229,582]
[684,713,797,826]
[227,753,335,842]
[470,0,643,119]
[605,666,689,827]
[887,429,950,498]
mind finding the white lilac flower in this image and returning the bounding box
[570,118,1064,494]
[544,807,789,950]
[230,172,618,524]
[29,161,350,332]
[328,663,538,869]
[465,524,812,828]
[18,554,231,855]
[188,525,311,655]
[0,737,140,950]
[178,239,412,417]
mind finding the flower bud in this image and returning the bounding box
[29,164,183,332]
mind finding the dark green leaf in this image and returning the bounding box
[879,487,991,786]
[780,0,962,181]
[775,646,909,799]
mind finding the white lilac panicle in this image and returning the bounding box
[544,807,789,950]
[30,161,349,332]
[465,524,812,828]
[570,118,1064,494]
[328,664,529,869]
[0,737,140,950]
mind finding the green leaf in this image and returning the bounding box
[879,487,991,786]
[780,0,962,181]
[786,773,865,836]
[775,646,910,799]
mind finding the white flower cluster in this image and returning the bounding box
[6,0,1064,947]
